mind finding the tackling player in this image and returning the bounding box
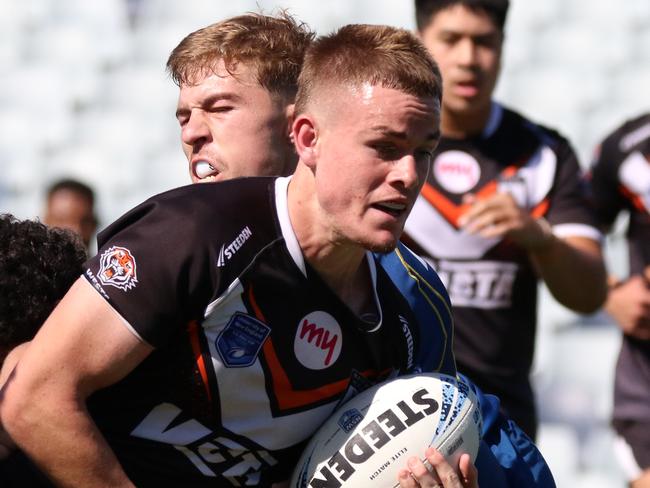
[406,0,607,438]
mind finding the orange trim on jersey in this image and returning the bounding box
[247,285,389,411]
[421,165,520,226]
[187,320,212,404]
[620,185,647,213]
[420,183,471,226]
[247,285,267,321]
[263,338,376,410]
[531,198,550,218]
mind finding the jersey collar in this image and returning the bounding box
[482,101,503,139]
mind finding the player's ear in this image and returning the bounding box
[285,103,295,141]
[292,113,318,169]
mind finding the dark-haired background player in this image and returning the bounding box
[406,0,607,439]
[42,178,97,253]
[589,113,650,488]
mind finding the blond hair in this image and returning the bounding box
[295,24,442,115]
[167,12,314,98]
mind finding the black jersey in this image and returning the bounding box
[82,176,454,487]
[403,103,600,433]
[590,112,650,424]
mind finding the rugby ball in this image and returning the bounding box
[290,372,482,488]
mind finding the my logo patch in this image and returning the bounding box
[433,150,481,194]
[216,313,271,367]
[294,311,342,370]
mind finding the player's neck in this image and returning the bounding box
[311,251,376,318]
[287,168,376,316]
[441,105,492,139]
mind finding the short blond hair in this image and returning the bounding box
[295,24,442,115]
[167,12,314,98]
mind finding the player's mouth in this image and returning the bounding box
[192,160,220,183]
[372,201,408,218]
[453,80,480,98]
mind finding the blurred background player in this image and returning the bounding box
[405,0,607,439]
[589,112,650,488]
[42,178,97,253]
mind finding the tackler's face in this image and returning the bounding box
[176,60,294,184]
[310,83,440,253]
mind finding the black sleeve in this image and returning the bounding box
[588,131,627,229]
[83,187,217,347]
[545,136,599,229]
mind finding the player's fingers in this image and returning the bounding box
[458,196,494,226]
[458,453,478,487]
[426,448,465,488]
[407,455,442,487]
[462,211,500,235]
[397,468,419,488]
[476,221,509,239]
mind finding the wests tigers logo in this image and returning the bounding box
[98,246,138,291]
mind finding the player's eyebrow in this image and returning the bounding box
[371,126,441,143]
[175,92,243,119]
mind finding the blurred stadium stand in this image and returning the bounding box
[2,1,649,485]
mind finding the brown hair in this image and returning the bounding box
[167,12,314,98]
[295,24,442,115]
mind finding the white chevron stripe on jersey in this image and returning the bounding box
[619,150,650,213]
[405,194,500,259]
[515,146,557,209]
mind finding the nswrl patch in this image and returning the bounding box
[216,312,271,367]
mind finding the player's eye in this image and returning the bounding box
[373,143,401,160]
[211,105,234,114]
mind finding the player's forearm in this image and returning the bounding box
[1,384,134,487]
[530,236,607,313]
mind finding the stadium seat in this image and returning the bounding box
[536,423,580,488]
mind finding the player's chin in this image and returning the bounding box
[362,234,399,254]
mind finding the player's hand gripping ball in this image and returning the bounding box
[291,373,482,487]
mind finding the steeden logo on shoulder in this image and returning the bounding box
[217,226,253,267]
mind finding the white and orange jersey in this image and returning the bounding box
[589,112,650,426]
[404,102,600,433]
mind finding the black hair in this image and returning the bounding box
[0,214,87,347]
[46,178,95,207]
[415,0,510,32]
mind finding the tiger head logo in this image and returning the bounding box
[98,246,138,291]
